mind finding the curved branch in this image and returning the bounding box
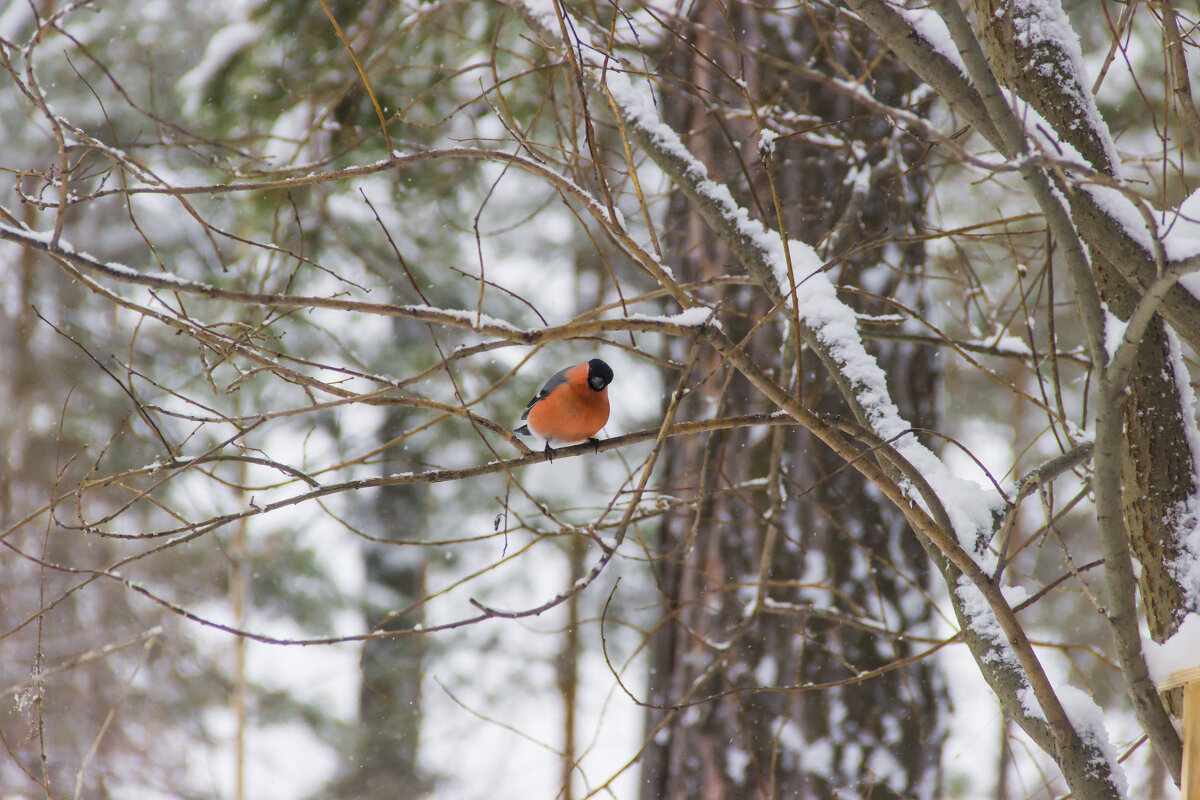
[15,145,694,310]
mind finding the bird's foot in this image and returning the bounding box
[587,437,601,454]
[544,441,555,463]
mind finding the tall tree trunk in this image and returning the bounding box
[641,6,945,798]
[332,405,428,798]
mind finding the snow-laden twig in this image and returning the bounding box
[0,219,712,344]
[842,0,1003,146]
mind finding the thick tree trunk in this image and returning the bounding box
[640,6,945,799]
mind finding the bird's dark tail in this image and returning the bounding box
[514,424,531,436]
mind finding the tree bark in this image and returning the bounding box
[640,6,945,798]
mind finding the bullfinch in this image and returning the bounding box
[515,358,613,461]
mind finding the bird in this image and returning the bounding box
[515,358,613,462]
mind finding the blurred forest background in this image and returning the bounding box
[2,1,1199,799]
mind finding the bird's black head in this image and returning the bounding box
[587,358,614,392]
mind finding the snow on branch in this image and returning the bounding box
[0,220,717,344]
[844,0,1002,145]
[862,0,1200,351]
[979,0,1119,175]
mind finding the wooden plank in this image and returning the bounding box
[1187,681,1200,800]
[1158,669,1200,799]
[1162,666,1200,692]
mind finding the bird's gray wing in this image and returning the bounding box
[519,366,571,421]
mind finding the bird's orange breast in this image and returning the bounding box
[526,384,609,444]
